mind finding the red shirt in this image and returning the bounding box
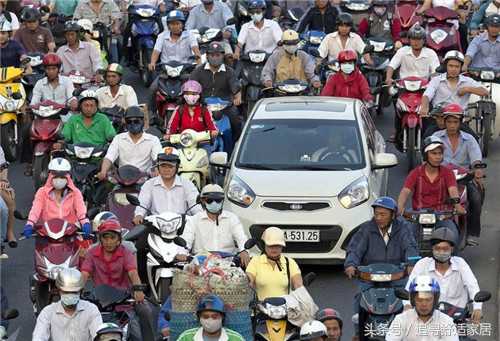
[167,104,217,135]
[81,244,137,291]
[403,165,457,211]
[320,70,373,102]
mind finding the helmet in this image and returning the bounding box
[56,268,84,292]
[408,275,440,308]
[338,49,357,63]
[94,323,123,341]
[106,63,124,76]
[282,29,300,45]
[77,18,93,32]
[157,147,180,164]
[79,89,99,106]
[64,21,82,32]
[337,13,353,26]
[248,0,266,10]
[48,157,71,175]
[408,23,426,40]
[92,211,119,232]
[207,41,225,54]
[442,103,464,120]
[42,53,62,67]
[21,8,41,22]
[124,106,144,120]
[371,196,397,213]
[421,136,445,160]
[181,80,202,94]
[0,19,13,32]
[262,226,286,247]
[200,184,224,199]
[315,308,343,328]
[300,320,328,341]
[98,219,122,236]
[443,50,465,65]
[430,227,457,247]
[485,14,500,27]
[197,294,225,315]
[372,0,390,6]
[166,9,185,23]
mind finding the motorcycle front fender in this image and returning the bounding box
[403,113,420,128]
[139,37,155,49]
[246,85,262,101]
[155,268,173,285]
[0,113,17,125]
[265,320,287,340]
[33,141,53,156]
[366,71,381,90]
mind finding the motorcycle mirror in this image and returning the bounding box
[473,291,491,303]
[13,210,27,220]
[1,309,19,320]
[445,197,460,205]
[11,92,23,100]
[394,288,410,300]
[21,57,31,66]
[126,194,141,206]
[124,225,147,241]
[244,238,257,250]
[174,236,187,248]
[226,17,236,25]
[363,45,375,54]
[303,272,317,287]
[435,65,446,74]
[87,207,99,220]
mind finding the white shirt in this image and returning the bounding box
[96,84,139,110]
[388,46,440,79]
[237,19,282,54]
[318,31,366,60]
[405,256,482,310]
[104,132,163,173]
[182,210,249,254]
[380,225,392,245]
[32,300,103,341]
[432,0,456,9]
[386,309,458,341]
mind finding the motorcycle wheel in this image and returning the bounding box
[0,121,18,162]
[406,127,418,173]
[157,277,172,304]
[32,154,50,190]
[34,280,50,316]
[481,112,492,158]
[358,308,368,341]
[141,48,154,87]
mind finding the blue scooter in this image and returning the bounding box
[299,30,326,56]
[204,97,233,155]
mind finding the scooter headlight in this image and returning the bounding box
[309,36,323,45]
[345,2,370,10]
[370,273,392,282]
[165,65,183,78]
[480,71,495,81]
[419,213,436,225]
[370,40,386,52]
[49,266,64,280]
[157,216,181,235]
[260,303,287,319]
[137,7,155,17]
[180,132,195,147]
[430,29,448,44]
[248,52,266,63]
[74,146,95,159]
[278,83,307,93]
[5,100,15,112]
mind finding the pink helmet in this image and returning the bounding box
[181,80,202,94]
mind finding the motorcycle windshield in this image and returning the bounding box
[31,119,61,140]
[158,79,182,98]
[115,165,144,186]
[360,288,403,315]
[92,285,130,310]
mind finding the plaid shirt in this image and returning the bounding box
[73,0,121,25]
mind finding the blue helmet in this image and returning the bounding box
[408,275,440,308]
[197,294,225,315]
[166,10,185,23]
[371,196,397,213]
[248,0,266,10]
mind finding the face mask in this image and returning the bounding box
[374,6,386,16]
[284,45,298,54]
[206,201,223,213]
[432,250,452,263]
[184,94,200,105]
[52,178,67,190]
[251,13,263,22]
[207,55,224,67]
[60,293,80,307]
[340,63,355,74]
[127,122,144,134]
[200,317,223,333]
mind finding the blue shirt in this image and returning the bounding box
[423,74,482,110]
[153,30,197,64]
[0,40,25,67]
[432,130,482,169]
[465,32,500,69]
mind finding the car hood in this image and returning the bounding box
[233,168,367,197]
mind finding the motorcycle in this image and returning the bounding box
[240,50,269,114]
[299,30,326,57]
[101,106,125,133]
[30,100,66,190]
[22,52,45,103]
[467,67,500,157]
[278,8,304,30]
[395,0,423,44]
[130,4,160,86]
[169,129,211,189]
[391,76,428,172]
[423,6,462,59]
[341,0,372,29]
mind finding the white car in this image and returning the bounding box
[210,97,398,263]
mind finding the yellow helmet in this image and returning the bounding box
[282,30,300,45]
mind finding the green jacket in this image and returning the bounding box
[177,327,245,341]
[62,112,116,146]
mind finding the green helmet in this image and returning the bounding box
[106,63,124,76]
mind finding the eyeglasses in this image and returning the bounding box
[126,119,143,124]
[205,198,223,204]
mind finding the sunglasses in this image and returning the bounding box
[205,198,223,204]
[126,119,143,124]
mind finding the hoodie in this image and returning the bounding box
[320,69,373,102]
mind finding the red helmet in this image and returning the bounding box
[337,49,357,63]
[442,103,464,120]
[98,219,122,235]
[43,53,62,67]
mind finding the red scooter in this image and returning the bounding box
[423,6,462,59]
[30,100,66,190]
[395,0,423,44]
[393,76,428,172]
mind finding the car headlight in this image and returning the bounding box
[196,154,208,168]
[5,100,15,112]
[227,176,255,207]
[338,176,369,209]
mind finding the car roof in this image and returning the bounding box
[251,96,360,121]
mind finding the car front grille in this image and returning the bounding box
[249,225,342,253]
[261,201,331,211]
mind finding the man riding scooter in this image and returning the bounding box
[316,308,343,341]
[358,0,403,48]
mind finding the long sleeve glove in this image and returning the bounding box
[82,222,92,238]
[22,224,34,238]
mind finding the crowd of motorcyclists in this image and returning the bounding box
[0,0,498,339]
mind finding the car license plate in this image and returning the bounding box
[284,230,320,242]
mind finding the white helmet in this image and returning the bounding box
[443,50,465,65]
[300,320,328,340]
[48,157,71,175]
[77,18,93,32]
[92,211,119,232]
[79,89,99,106]
[0,19,13,32]
[56,268,84,292]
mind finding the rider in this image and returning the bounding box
[386,275,458,340]
[404,228,483,324]
[316,308,343,341]
[261,29,321,89]
[182,184,250,265]
[77,18,107,66]
[97,105,162,178]
[463,14,500,71]
[296,0,339,34]
[470,0,500,34]
[56,21,103,82]
[320,49,373,102]
[94,323,123,341]
[300,320,328,341]
[246,226,304,300]
[0,1,19,32]
[177,294,246,341]
[14,8,55,53]
[95,63,139,110]
[397,136,465,238]
[62,90,117,146]
[317,13,373,64]
[234,0,282,59]
[23,158,92,239]
[32,268,103,341]
[358,0,402,48]
[0,19,27,67]
[0,148,15,251]
[184,0,234,31]
[431,105,485,246]
[73,0,121,32]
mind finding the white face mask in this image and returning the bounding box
[200,317,223,333]
[52,177,68,190]
[284,45,298,54]
[60,293,80,307]
[340,63,355,74]
[251,13,263,22]
[184,94,200,105]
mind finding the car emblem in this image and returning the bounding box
[290,203,302,210]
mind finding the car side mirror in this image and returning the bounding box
[395,288,410,300]
[473,291,491,303]
[209,152,230,169]
[126,194,141,206]
[372,153,398,170]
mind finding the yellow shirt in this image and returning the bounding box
[246,254,301,301]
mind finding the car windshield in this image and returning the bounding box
[236,119,365,171]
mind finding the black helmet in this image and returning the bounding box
[485,14,500,27]
[124,106,144,120]
[22,8,41,22]
[64,21,82,32]
[430,227,457,247]
[408,23,426,40]
[94,323,123,341]
[337,13,353,27]
[421,136,445,161]
[207,41,225,54]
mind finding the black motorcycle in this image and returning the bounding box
[240,50,269,114]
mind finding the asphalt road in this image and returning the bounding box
[1,71,499,340]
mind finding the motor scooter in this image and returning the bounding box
[30,100,66,190]
[204,97,233,154]
[395,0,423,44]
[341,0,371,28]
[299,30,326,57]
[240,50,269,114]
[423,6,462,59]
[22,53,45,103]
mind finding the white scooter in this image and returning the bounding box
[170,129,211,189]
